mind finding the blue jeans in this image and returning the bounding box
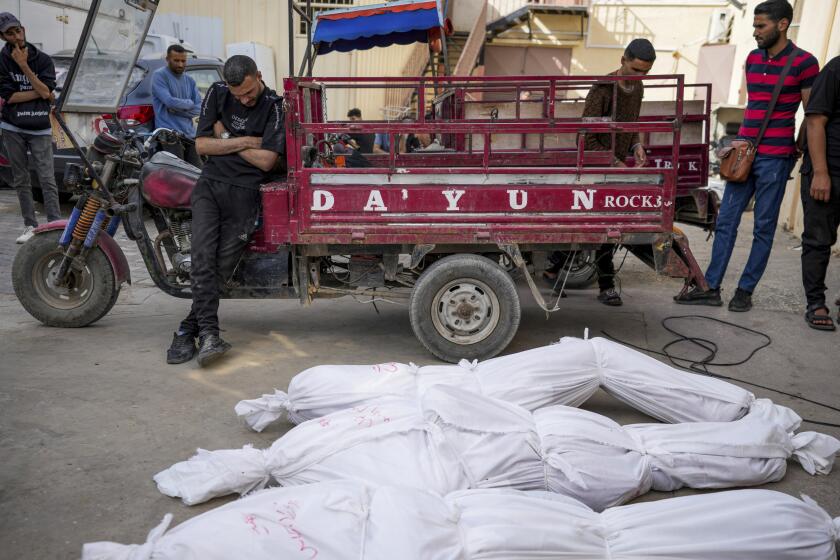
[705,155,794,293]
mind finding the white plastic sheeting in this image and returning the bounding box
[83,482,840,560]
[235,336,800,432]
[539,404,840,511]
[156,387,532,505]
[157,386,839,508]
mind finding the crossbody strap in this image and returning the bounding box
[755,47,801,147]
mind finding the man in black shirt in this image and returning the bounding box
[801,55,840,330]
[347,108,374,153]
[167,55,285,366]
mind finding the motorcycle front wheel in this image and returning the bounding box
[12,230,120,327]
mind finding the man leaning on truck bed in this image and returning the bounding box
[544,38,655,307]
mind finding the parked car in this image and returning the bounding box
[140,34,198,60]
[0,52,223,200]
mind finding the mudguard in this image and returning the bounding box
[33,220,131,286]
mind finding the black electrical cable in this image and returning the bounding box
[610,247,630,298]
[602,315,840,428]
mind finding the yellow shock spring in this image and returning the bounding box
[72,198,102,241]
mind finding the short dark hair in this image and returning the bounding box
[224,55,258,87]
[166,44,187,56]
[624,38,656,63]
[347,108,362,118]
[754,0,793,23]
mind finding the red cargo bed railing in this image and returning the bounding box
[275,74,694,246]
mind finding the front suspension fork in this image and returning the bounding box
[52,195,111,287]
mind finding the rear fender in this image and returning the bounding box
[33,220,131,286]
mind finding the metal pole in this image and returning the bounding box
[306,0,314,77]
[440,37,449,77]
[288,0,295,77]
[441,0,450,76]
[298,45,319,78]
[291,0,315,77]
[430,45,439,104]
[309,46,318,77]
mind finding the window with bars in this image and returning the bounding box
[296,0,355,35]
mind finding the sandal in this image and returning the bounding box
[805,305,836,331]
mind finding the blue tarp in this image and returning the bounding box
[312,0,443,55]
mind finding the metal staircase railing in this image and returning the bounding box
[453,0,488,76]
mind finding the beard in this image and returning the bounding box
[757,27,781,49]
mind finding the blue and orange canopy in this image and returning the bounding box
[312,0,444,54]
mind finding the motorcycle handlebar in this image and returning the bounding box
[143,128,194,152]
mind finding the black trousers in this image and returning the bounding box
[801,172,840,308]
[179,177,261,337]
[595,244,617,291]
[163,139,203,169]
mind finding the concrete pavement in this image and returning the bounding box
[1,189,839,559]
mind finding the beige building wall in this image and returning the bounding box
[724,1,761,107]
[724,0,839,107]
[582,0,730,82]
[156,0,292,84]
[453,0,488,31]
[154,0,839,178]
[349,43,417,119]
[485,1,734,100]
[156,0,415,121]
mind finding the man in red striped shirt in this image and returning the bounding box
[676,0,818,312]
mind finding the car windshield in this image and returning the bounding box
[60,0,157,113]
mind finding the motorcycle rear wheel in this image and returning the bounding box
[12,230,120,327]
[548,250,599,290]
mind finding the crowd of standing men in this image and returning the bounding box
[0,1,839,352]
[674,0,840,332]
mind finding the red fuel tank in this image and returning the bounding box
[140,151,200,210]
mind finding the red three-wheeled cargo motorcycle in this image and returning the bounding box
[13,0,716,362]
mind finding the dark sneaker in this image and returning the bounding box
[197,334,232,367]
[167,332,196,364]
[728,288,752,312]
[673,285,722,306]
[597,287,623,306]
